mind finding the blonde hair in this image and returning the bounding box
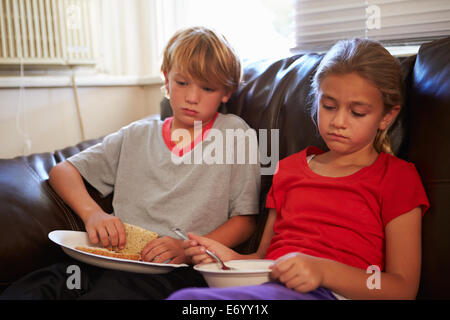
[311,38,403,154]
[161,26,241,93]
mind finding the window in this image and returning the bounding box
[175,0,294,61]
[0,0,96,65]
[4,0,446,82]
[292,0,450,53]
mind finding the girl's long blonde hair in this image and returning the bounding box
[311,38,404,154]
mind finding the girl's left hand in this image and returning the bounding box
[270,252,324,293]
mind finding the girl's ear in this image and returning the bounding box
[379,105,401,131]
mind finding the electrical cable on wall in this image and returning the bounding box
[15,60,32,155]
[71,66,86,141]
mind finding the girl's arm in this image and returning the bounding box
[185,208,277,264]
[253,208,276,258]
[270,207,423,299]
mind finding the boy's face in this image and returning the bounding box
[164,67,231,130]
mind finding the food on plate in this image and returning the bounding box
[75,223,158,261]
[75,246,141,261]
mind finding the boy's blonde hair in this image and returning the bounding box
[161,26,241,93]
[311,38,403,155]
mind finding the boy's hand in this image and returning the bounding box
[270,252,324,293]
[84,210,126,249]
[141,236,187,264]
[183,233,238,265]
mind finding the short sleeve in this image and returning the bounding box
[265,185,276,209]
[265,160,282,212]
[381,161,430,227]
[67,128,125,197]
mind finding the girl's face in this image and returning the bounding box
[164,67,231,130]
[317,72,398,155]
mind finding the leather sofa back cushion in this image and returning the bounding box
[407,37,450,299]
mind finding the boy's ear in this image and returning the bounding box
[221,89,233,103]
[163,71,169,85]
[379,105,401,131]
[163,71,170,96]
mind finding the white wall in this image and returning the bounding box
[0,83,164,159]
[0,0,170,159]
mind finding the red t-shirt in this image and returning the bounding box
[265,146,430,270]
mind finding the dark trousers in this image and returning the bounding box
[0,259,207,300]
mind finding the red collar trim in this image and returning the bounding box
[162,112,219,157]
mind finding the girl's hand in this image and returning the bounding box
[270,252,324,293]
[84,210,126,249]
[183,233,239,265]
[141,236,187,264]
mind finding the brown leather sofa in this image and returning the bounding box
[1,37,449,299]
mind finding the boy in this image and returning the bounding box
[1,26,260,299]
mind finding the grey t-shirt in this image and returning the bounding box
[68,113,261,237]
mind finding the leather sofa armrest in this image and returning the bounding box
[0,137,110,292]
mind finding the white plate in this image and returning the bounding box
[49,230,188,274]
[194,259,275,287]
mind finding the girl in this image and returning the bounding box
[167,38,430,300]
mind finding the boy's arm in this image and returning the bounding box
[142,215,257,264]
[185,209,277,264]
[204,214,256,248]
[142,215,256,264]
[49,161,126,249]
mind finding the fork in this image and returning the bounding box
[172,228,234,270]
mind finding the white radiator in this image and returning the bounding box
[0,0,95,65]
